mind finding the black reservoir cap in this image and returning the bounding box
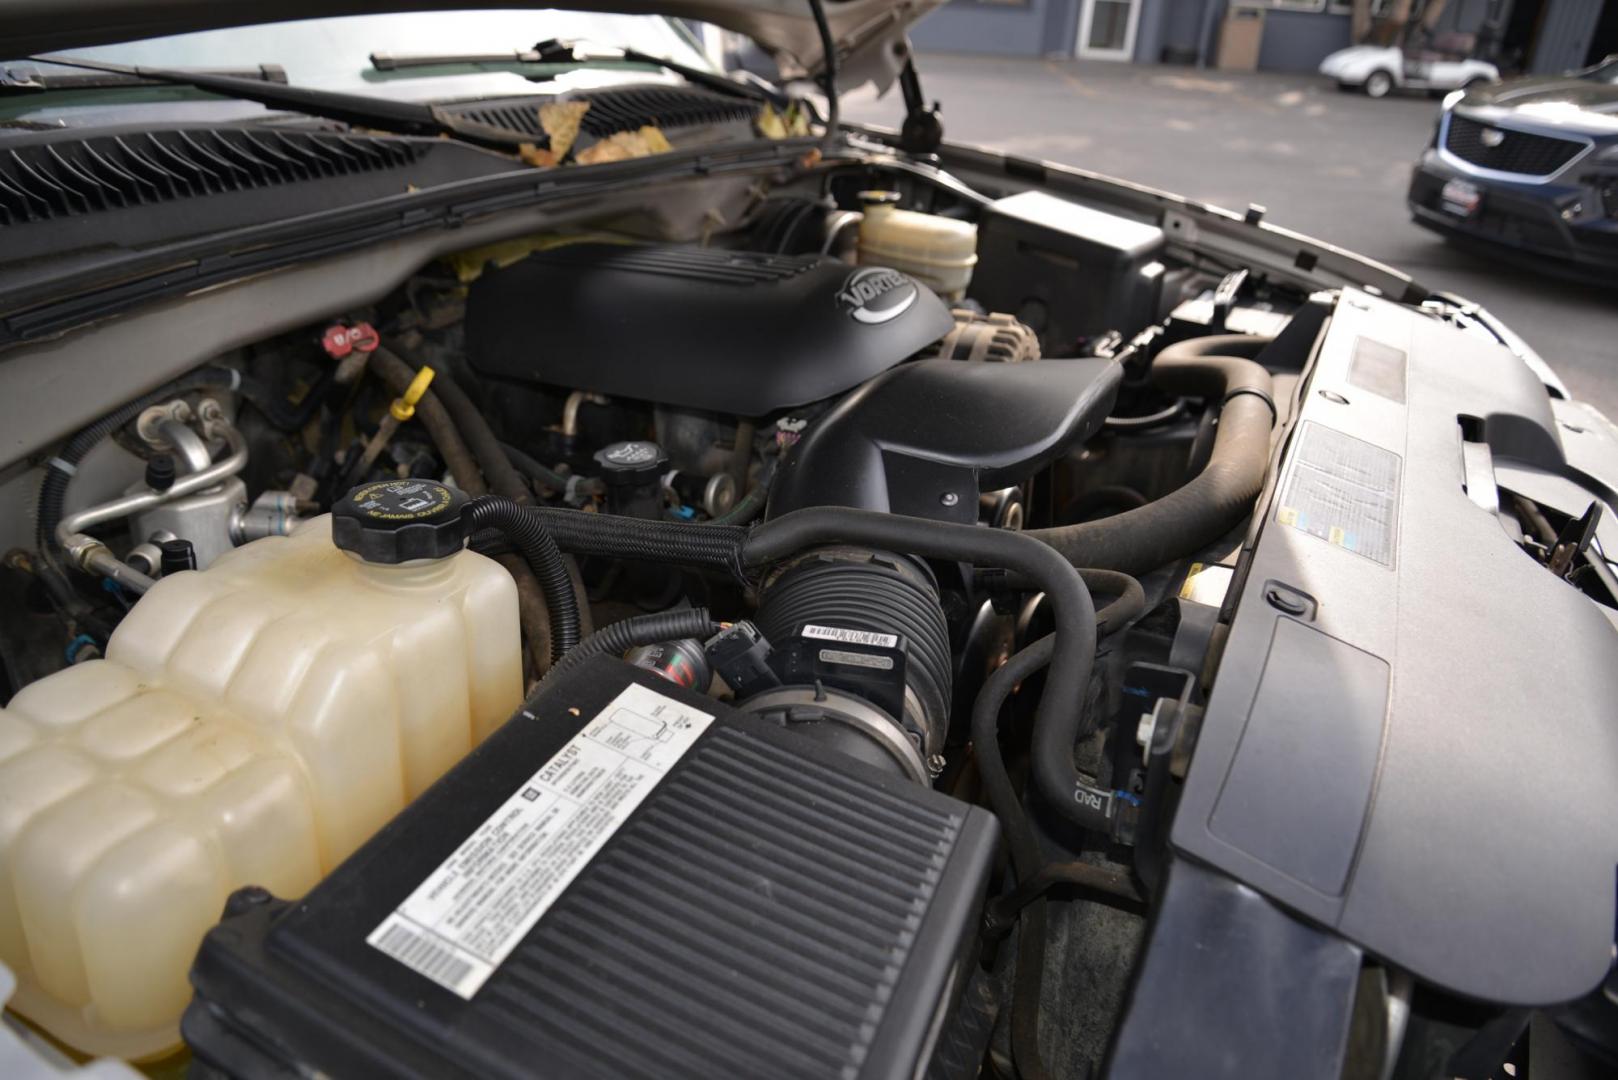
[593,440,668,485]
[158,537,196,576]
[332,479,467,564]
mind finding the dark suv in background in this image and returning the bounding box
[1409,55,1618,276]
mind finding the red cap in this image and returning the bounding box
[321,321,380,359]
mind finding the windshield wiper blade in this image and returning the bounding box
[24,54,530,148]
[370,48,565,71]
[1,63,288,93]
[369,40,788,107]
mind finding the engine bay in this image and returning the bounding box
[1,148,1614,1079]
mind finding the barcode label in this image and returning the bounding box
[369,919,479,996]
[802,624,898,648]
[367,683,713,998]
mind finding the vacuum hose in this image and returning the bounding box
[1026,334,1276,575]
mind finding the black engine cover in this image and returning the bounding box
[769,356,1123,523]
[464,244,954,416]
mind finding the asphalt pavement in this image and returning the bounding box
[844,55,1618,416]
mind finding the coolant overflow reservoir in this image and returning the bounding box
[856,190,978,301]
[0,503,521,1059]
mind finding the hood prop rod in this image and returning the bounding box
[807,0,840,149]
[897,56,943,155]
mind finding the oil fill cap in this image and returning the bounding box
[332,479,468,564]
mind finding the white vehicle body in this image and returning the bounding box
[1320,44,1498,98]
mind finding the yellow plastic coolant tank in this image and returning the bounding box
[856,191,978,301]
[0,480,522,1059]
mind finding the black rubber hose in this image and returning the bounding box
[500,441,606,501]
[708,457,775,527]
[379,343,529,506]
[1027,334,1276,575]
[975,567,1145,637]
[969,631,1149,1080]
[384,342,603,658]
[710,485,767,527]
[369,348,566,678]
[743,506,1117,838]
[525,507,750,582]
[464,496,581,663]
[969,639,1057,1080]
[987,860,1146,927]
[808,0,839,143]
[541,607,719,686]
[367,349,487,496]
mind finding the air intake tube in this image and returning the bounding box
[747,549,952,782]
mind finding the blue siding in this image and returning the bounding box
[1135,0,1211,64]
[1530,0,1603,74]
[1256,9,1352,73]
[911,0,1353,70]
[910,0,1064,56]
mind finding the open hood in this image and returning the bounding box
[0,0,941,92]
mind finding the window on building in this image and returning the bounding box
[1254,0,1369,12]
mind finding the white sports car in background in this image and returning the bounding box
[1321,44,1499,98]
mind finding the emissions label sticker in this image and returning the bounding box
[1275,421,1401,567]
[367,683,713,998]
[802,624,898,649]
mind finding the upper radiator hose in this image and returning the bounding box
[1026,334,1276,575]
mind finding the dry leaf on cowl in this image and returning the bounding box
[539,101,591,160]
[517,142,558,168]
[576,126,672,165]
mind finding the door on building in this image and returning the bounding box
[1077,0,1142,60]
[1530,0,1603,73]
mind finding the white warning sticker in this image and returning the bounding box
[367,682,713,998]
[801,623,898,649]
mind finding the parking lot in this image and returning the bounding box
[846,55,1618,417]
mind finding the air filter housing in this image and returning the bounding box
[183,657,997,1080]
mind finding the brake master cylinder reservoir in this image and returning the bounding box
[856,190,978,301]
[0,480,521,1059]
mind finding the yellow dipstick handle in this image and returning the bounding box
[353,366,435,479]
[390,366,435,422]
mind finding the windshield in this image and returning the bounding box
[17,10,712,96]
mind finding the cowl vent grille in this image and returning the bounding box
[450,85,760,142]
[0,128,418,225]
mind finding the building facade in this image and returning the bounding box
[910,0,1617,76]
